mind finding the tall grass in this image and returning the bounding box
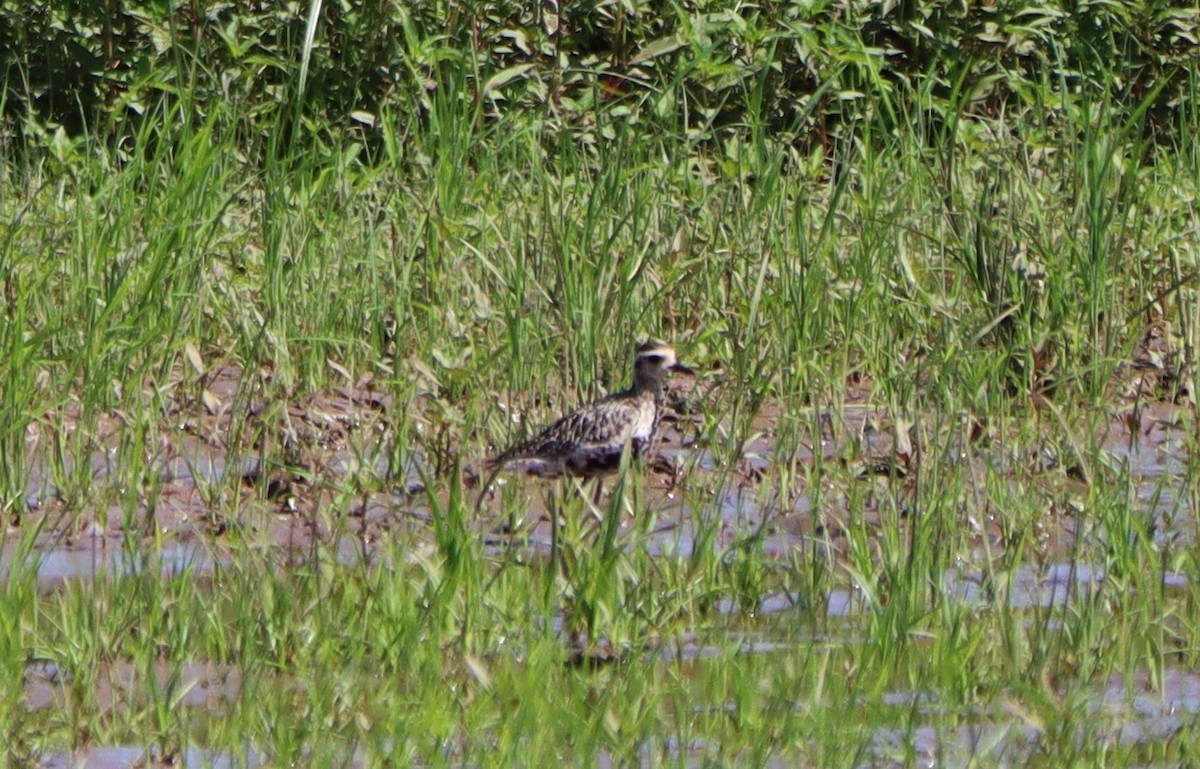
[1,1,1199,765]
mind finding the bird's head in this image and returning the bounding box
[633,340,691,390]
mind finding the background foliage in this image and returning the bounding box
[3,0,1197,152]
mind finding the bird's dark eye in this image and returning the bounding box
[639,354,665,365]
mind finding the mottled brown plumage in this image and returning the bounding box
[486,341,686,479]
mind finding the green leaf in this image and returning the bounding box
[630,35,685,66]
[483,64,536,96]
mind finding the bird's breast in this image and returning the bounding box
[629,400,659,441]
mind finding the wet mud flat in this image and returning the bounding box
[6,360,1194,589]
[8,364,414,581]
[6,360,1198,767]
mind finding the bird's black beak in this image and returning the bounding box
[669,361,695,375]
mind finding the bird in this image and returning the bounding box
[483,340,690,485]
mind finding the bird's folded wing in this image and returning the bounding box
[505,403,637,459]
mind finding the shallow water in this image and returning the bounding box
[9,388,1199,766]
[38,747,266,769]
[0,540,215,587]
[32,663,1200,768]
[24,659,240,713]
[14,387,1194,570]
[9,396,1195,601]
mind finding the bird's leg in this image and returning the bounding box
[590,477,604,513]
[548,488,559,575]
[541,483,564,619]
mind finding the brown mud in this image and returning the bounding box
[6,357,1194,589]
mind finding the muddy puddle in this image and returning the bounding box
[0,540,215,587]
[32,662,1200,769]
[24,659,240,713]
[8,362,1195,588]
[8,366,1200,766]
[38,748,263,769]
[859,663,1200,766]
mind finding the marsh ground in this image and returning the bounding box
[4,1,1200,766]
[6,341,1199,767]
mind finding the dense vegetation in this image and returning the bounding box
[2,1,1199,765]
[4,0,1198,146]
